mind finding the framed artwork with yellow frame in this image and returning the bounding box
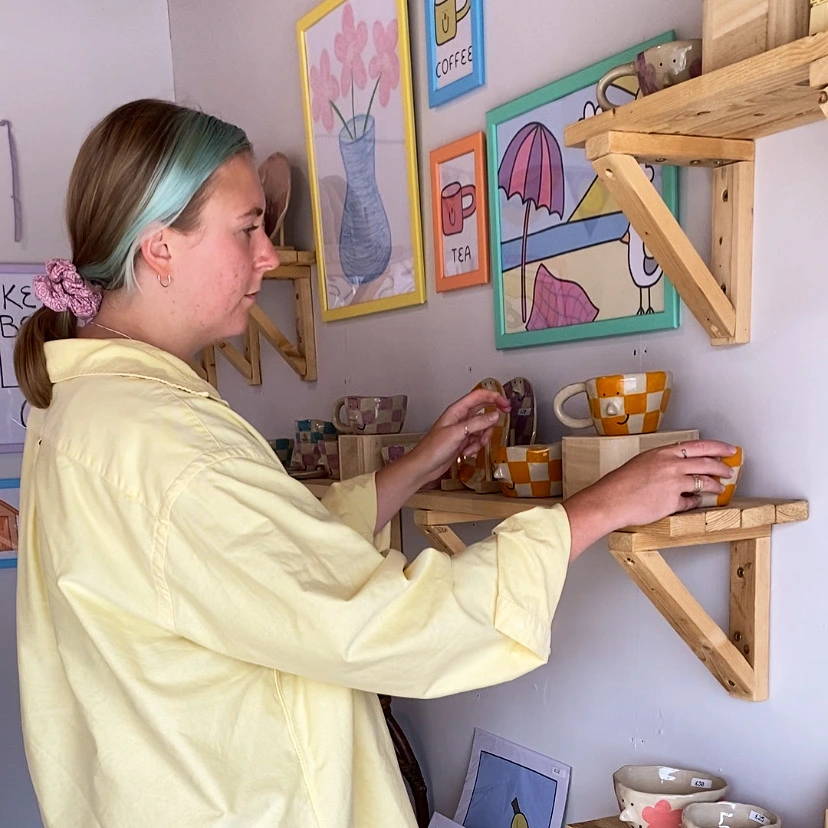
[297,0,426,321]
[429,131,490,292]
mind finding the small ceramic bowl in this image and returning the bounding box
[682,802,781,828]
[317,439,341,480]
[614,765,728,826]
[490,444,562,498]
[698,446,743,508]
[268,438,294,467]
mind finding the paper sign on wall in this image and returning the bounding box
[0,264,42,449]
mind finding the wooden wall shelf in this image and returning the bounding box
[563,32,828,346]
[305,468,807,701]
[405,488,806,702]
[195,247,317,387]
[568,819,623,828]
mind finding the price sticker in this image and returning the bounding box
[690,777,713,789]
[749,812,770,825]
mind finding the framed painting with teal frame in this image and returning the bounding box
[486,31,680,350]
[298,0,426,321]
[425,0,485,107]
[0,477,20,569]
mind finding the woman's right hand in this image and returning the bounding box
[562,440,738,561]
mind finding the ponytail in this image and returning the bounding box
[14,308,77,409]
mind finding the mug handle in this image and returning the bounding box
[595,61,636,112]
[461,184,476,220]
[552,383,594,430]
[455,0,471,24]
[331,398,354,433]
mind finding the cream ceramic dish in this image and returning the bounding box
[682,802,781,828]
[614,765,728,826]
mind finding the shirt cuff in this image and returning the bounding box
[491,504,571,660]
[320,472,391,550]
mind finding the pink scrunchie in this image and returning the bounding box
[33,259,102,321]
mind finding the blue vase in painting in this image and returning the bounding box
[338,115,392,285]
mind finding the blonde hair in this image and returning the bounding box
[14,99,251,408]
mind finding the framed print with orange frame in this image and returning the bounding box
[430,131,489,292]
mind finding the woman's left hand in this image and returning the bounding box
[406,389,510,488]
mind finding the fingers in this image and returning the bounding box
[682,457,736,479]
[681,474,725,496]
[676,494,702,512]
[443,389,509,424]
[672,439,736,459]
[459,411,499,442]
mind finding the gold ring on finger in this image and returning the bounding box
[693,475,702,494]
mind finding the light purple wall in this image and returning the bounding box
[0,2,175,825]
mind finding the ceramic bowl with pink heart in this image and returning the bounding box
[614,765,728,827]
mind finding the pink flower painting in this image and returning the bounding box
[309,2,401,141]
[641,800,681,828]
[334,4,368,96]
[310,49,341,133]
[369,19,400,107]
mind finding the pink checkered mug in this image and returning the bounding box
[332,395,408,435]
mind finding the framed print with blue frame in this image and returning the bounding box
[486,31,680,349]
[0,477,20,569]
[425,0,484,107]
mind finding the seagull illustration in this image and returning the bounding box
[620,164,662,315]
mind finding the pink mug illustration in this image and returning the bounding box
[441,181,476,236]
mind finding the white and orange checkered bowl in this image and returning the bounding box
[697,446,743,508]
[554,371,672,436]
[491,444,562,498]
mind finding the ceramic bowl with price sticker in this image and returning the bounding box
[614,765,728,826]
[682,802,781,828]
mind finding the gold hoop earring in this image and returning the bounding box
[157,273,172,288]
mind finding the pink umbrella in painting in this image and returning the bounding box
[498,122,565,322]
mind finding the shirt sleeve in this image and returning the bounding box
[318,473,391,551]
[156,446,570,699]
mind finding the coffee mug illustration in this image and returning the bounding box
[435,0,471,46]
[596,39,702,111]
[441,181,476,236]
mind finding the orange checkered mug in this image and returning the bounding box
[491,444,562,498]
[697,446,743,508]
[553,371,672,436]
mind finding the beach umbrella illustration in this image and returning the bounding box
[498,122,565,322]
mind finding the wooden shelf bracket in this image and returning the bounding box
[194,247,317,386]
[409,495,807,702]
[585,136,755,345]
[607,499,807,701]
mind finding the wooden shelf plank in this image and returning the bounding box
[564,31,828,147]
[568,818,623,828]
[616,498,808,538]
[584,132,756,166]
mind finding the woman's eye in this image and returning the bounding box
[244,225,261,235]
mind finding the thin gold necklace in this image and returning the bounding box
[87,321,134,341]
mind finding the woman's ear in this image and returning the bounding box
[139,227,173,278]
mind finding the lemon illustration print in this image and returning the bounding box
[510,797,529,828]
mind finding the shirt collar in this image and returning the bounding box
[45,339,226,403]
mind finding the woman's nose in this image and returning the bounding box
[258,235,280,272]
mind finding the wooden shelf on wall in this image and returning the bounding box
[195,247,317,387]
[568,818,623,828]
[304,465,807,701]
[563,32,828,346]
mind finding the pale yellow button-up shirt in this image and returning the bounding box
[17,340,570,828]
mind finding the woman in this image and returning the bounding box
[14,99,734,828]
